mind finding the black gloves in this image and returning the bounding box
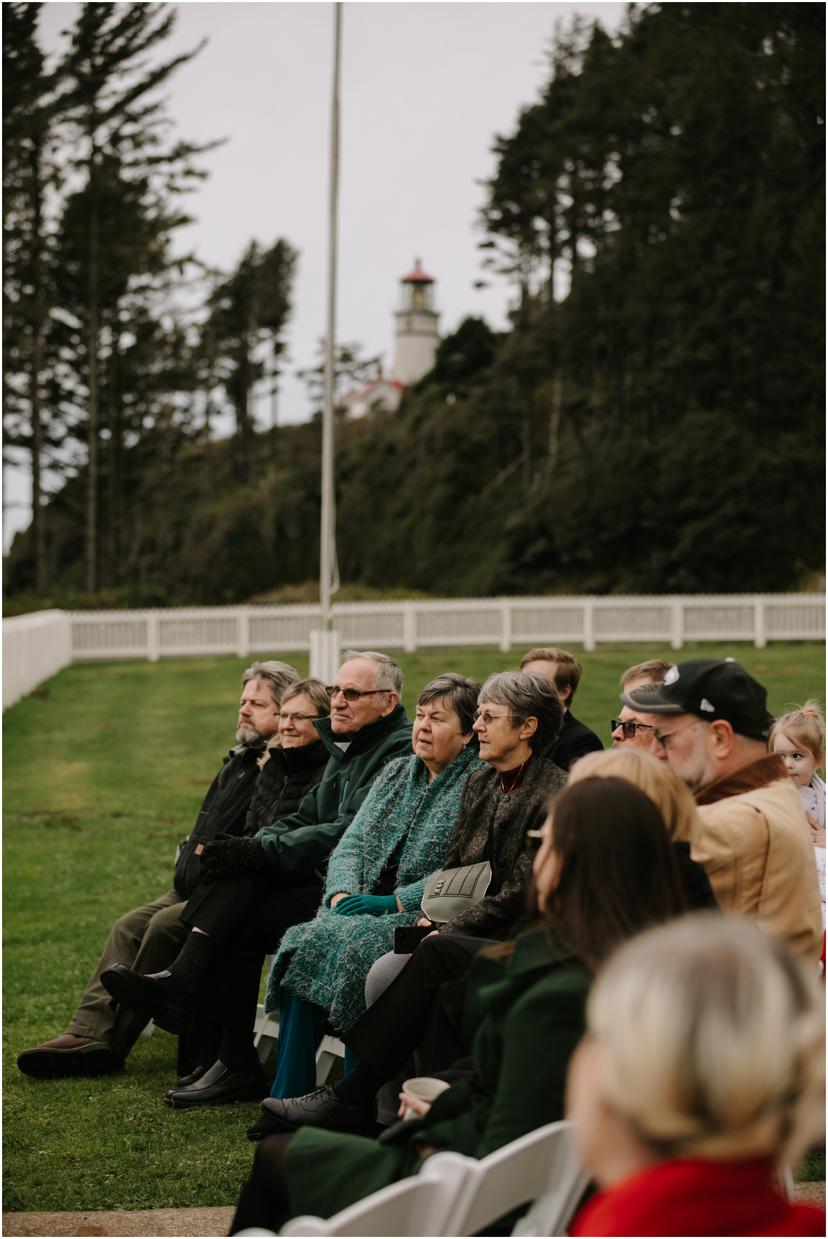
[200,834,265,880]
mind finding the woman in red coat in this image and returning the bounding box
[568,914,825,1237]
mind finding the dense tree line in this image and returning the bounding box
[5,2,824,607]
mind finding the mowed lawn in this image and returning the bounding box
[4,643,825,1213]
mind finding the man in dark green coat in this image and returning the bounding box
[102,651,412,1106]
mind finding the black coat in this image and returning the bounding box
[547,710,604,772]
[243,741,329,837]
[438,754,568,939]
[173,744,264,900]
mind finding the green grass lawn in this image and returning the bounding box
[4,644,825,1212]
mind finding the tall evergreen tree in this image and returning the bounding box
[57,1,213,591]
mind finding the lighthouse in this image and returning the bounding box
[392,258,439,385]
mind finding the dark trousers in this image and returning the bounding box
[231,1134,294,1234]
[180,873,323,1071]
[345,932,495,1084]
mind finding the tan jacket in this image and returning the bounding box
[693,754,822,962]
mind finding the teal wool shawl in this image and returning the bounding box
[266,744,481,1033]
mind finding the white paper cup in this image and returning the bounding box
[401,1075,450,1119]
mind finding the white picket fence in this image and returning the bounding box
[3,593,824,710]
[3,610,73,710]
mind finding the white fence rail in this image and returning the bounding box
[64,593,825,663]
[2,610,73,709]
[4,595,823,707]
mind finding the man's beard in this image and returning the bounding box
[236,724,264,747]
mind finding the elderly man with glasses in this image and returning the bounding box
[102,651,412,1107]
[622,658,821,963]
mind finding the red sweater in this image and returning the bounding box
[571,1157,825,1237]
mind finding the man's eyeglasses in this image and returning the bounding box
[652,719,704,750]
[326,686,390,702]
[526,827,546,853]
[611,719,655,740]
[278,712,320,724]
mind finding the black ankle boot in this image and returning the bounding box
[100,966,194,1035]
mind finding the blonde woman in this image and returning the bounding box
[569,748,717,909]
[568,914,825,1236]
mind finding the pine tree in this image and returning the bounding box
[57,1,214,592]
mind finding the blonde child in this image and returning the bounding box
[771,701,825,927]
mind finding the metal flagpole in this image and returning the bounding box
[312,1,342,680]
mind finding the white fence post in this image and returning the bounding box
[147,612,160,662]
[583,601,595,652]
[403,603,416,654]
[500,602,512,654]
[238,608,250,659]
[754,597,766,649]
[309,629,340,682]
[671,600,683,650]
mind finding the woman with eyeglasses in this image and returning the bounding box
[243,679,332,838]
[230,776,688,1235]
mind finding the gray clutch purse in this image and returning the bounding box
[420,860,492,924]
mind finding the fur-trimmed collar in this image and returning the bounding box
[695,753,787,806]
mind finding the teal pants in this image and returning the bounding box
[270,987,358,1098]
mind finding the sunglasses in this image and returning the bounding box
[611,719,655,740]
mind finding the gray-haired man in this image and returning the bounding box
[17,660,299,1080]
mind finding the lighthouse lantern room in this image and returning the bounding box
[392,258,439,386]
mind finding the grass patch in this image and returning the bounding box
[4,644,824,1211]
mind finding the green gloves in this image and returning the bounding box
[334,894,398,917]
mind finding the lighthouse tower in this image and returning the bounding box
[392,258,439,385]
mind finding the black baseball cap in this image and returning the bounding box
[621,658,772,741]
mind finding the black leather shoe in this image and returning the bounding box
[255,1086,376,1136]
[100,966,192,1035]
[164,1059,265,1109]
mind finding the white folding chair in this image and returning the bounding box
[443,1119,588,1237]
[279,1150,470,1236]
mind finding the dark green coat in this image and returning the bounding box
[255,706,412,877]
[284,927,589,1220]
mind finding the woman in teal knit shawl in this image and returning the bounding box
[267,674,481,1097]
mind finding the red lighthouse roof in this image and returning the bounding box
[402,257,434,284]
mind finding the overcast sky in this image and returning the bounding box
[5,0,626,550]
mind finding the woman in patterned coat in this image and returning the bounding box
[266,674,481,1097]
